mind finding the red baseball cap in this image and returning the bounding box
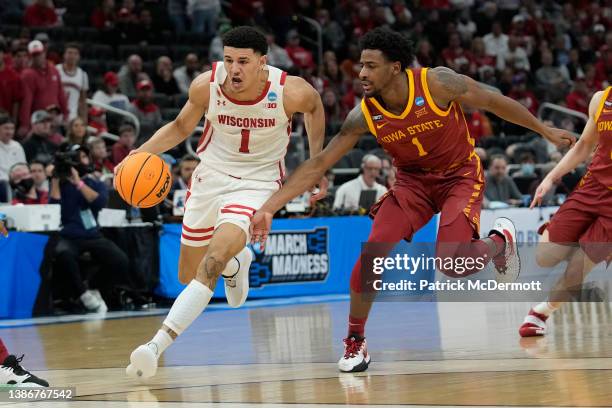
[104,71,119,86]
[136,79,153,90]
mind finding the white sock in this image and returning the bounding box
[533,301,558,316]
[163,279,213,336]
[147,330,173,358]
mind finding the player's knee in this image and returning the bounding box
[196,249,230,282]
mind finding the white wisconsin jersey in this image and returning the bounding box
[197,62,291,182]
[56,64,89,120]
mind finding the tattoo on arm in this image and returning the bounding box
[432,66,468,100]
[340,104,369,137]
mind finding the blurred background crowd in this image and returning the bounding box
[0,1,610,314]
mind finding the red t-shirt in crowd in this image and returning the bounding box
[12,189,49,205]
[0,65,23,115]
[19,63,68,131]
[566,91,589,115]
[23,4,58,27]
[112,143,131,165]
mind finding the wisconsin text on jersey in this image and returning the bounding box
[217,115,276,128]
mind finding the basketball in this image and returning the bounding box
[115,152,172,208]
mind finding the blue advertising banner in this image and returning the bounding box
[157,215,439,299]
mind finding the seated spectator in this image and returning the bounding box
[511,150,540,179]
[88,107,108,136]
[30,159,49,193]
[265,33,293,71]
[342,78,364,113]
[109,8,142,48]
[0,114,26,184]
[49,145,129,313]
[442,33,473,75]
[171,154,199,193]
[317,8,345,52]
[111,124,136,165]
[470,37,495,79]
[45,104,66,145]
[90,0,116,30]
[484,155,522,207]
[565,78,590,115]
[11,47,29,74]
[128,80,162,145]
[285,30,315,71]
[66,117,88,146]
[23,110,57,163]
[483,21,508,58]
[23,0,58,28]
[535,49,570,102]
[508,76,539,116]
[92,72,131,112]
[496,35,530,72]
[333,154,387,212]
[151,56,181,96]
[0,43,23,123]
[118,54,144,98]
[88,137,114,178]
[173,53,201,94]
[9,162,48,204]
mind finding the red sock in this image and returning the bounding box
[348,315,367,338]
[0,339,8,363]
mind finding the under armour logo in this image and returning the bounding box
[217,100,226,106]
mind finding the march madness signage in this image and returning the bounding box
[249,227,330,288]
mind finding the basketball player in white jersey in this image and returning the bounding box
[56,43,89,120]
[121,26,326,379]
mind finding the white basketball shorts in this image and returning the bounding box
[181,164,281,247]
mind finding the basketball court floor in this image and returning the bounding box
[0,298,611,407]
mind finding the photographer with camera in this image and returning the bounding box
[49,144,129,313]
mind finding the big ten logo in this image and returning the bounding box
[249,227,330,287]
[156,174,171,198]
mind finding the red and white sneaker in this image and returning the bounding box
[489,217,520,283]
[338,337,370,373]
[519,308,549,337]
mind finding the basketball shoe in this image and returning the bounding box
[126,344,158,379]
[338,336,370,372]
[490,217,520,283]
[0,355,49,387]
[519,308,548,337]
[222,247,253,308]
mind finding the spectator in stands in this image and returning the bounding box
[322,89,343,136]
[111,123,136,165]
[508,76,539,116]
[88,137,114,179]
[457,11,477,43]
[118,54,143,99]
[91,0,116,30]
[109,7,141,47]
[49,144,129,313]
[0,43,23,123]
[385,167,396,189]
[30,159,49,193]
[341,78,363,114]
[317,9,345,53]
[265,33,293,71]
[470,37,495,79]
[66,117,88,145]
[536,49,570,103]
[9,162,48,204]
[188,0,220,37]
[34,32,60,65]
[565,78,590,115]
[174,53,201,94]
[496,35,530,72]
[11,47,29,74]
[92,71,131,111]
[415,39,435,67]
[0,115,25,188]
[128,79,162,145]
[167,0,187,33]
[171,154,198,193]
[152,56,181,96]
[333,155,387,212]
[22,110,57,163]
[18,40,68,138]
[511,150,539,179]
[442,32,473,75]
[285,30,315,71]
[484,155,522,207]
[135,9,161,45]
[23,0,58,28]
[88,106,108,136]
[45,104,66,145]
[483,21,508,58]
[56,43,88,121]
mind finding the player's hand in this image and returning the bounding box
[530,178,553,209]
[250,209,273,250]
[543,127,576,148]
[309,176,329,205]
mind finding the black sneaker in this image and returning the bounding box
[0,355,49,387]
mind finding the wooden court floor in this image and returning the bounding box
[0,300,611,407]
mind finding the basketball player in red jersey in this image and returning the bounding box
[519,87,612,337]
[251,28,575,372]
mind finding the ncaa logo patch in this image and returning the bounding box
[415,96,425,106]
[605,100,612,107]
[372,114,383,121]
[268,91,278,102]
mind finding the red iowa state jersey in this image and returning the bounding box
[590,86,612,188]
[361,67,475,171]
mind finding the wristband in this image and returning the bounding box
[76,180,85,190]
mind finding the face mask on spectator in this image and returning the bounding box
[10,178,34,197]
[521,163,535,176]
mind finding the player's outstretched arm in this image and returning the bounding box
[135,71,211,156]
[250,104,368,247]
[428,66,576,148]
[531,91,603,208]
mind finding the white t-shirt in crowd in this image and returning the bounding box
[0,140,26,181]
[333,175,387,211]
[92,90,131,112]
[56,64,89,120]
